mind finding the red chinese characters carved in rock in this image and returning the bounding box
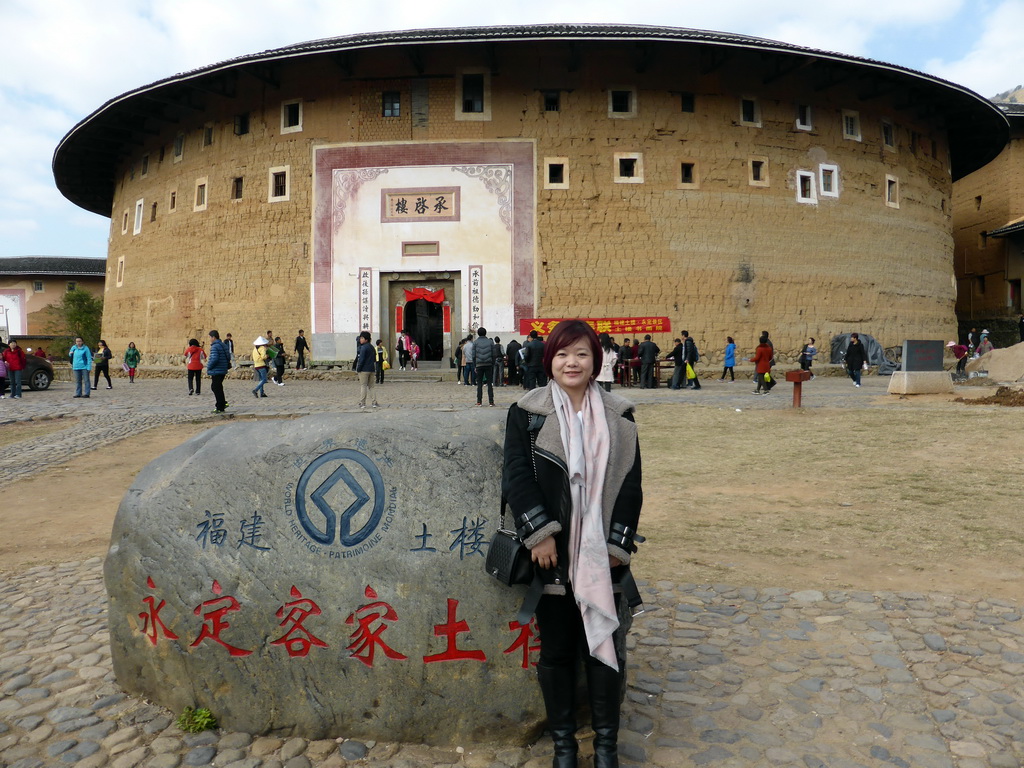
[422,598,486,663]
[189,580,252,657]
[271,586,329,658]
[138,576,179,646]
[503,618,540,669]
[345,585,409,668]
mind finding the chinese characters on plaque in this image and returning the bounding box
[519,317,672,336]
[358,268,372,333]
[469,265,483,331]
[381,188,460,223]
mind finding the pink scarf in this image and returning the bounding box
[550,381,619,669]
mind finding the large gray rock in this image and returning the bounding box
[104,410,542,744]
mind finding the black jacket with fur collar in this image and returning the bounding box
[501,384,643,592]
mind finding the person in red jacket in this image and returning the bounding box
[2,339,27,398]
[749,335,774,395]
[183,338,207,396]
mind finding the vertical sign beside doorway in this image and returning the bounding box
[358,268,373,333]
[469,265,483,331]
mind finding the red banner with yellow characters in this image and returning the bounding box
[518,317,672,337]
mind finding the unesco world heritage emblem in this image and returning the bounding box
[291,449,394,557]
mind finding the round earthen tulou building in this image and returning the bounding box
[53,24,1009,362]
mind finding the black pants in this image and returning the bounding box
[523,366,546,390]
[721,366,734,380]
[274,363,285,384]
[93,361,111,388]
[211,374,226,411]
[640,362,654,388]
[188,369,201,394]
[476,365,493,404]
[296,350,306,369]
[376,360,385,383]
[535,587,622,668]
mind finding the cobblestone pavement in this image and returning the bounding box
[3,372,1021,768]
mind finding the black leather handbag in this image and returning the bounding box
[485,500,533,586]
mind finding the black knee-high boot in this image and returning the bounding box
[537,663,578,768]
[586,662,623,768]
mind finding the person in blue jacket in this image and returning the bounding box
[206,330,230,413]
[355,331,379,409]
[69,336,93,398]
[720,336,736,382]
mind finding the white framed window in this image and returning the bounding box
[881,119,895,150]
[116,256,125,288]
[885,174,900,208]
[33,280,43,292]
[121,210,129,235]
[613,152,643,184]
[739,97,761,127]
[456,69,491,121]
[749,157,769,187]
[269,165,290,202]
[141,154,150,178]
[168,188,177,213]
[608,87,637,119]
[543,157,569,190]
[173,133,185,162]
[133,199,144,235]
[281,100,303,134]
[678,160,699,189]
[842,109,861,142]
[819,164,839,198]
[796,170,817,204]
[194,177,208,212]
[796,104,813,131]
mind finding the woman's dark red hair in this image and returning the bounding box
[542,320,602,379]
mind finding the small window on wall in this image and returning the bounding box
[680,92,695,113]
[542,91,561,112]
[66,281,77,292]
[544,157,569,190]
[749,157,769,187]
[234,112,250,136]
[203,125,214,147]
[881,119,895,149]
[978,232,988,249]
[796,104,812,131]
[842,110,861,141]
[739,97,761,127]
[796,170,817,204]
[678,161,698,188]
[194,178,208,212]
[141,154,150,177]
[150,202,157,222]
[269,166,290,202]
[974,275,986,296]
[33,281,43,292]
[819,164,839,198]
[608,87,637,118]
[885,174,900,208]
[456,69,491,121]
[231,177,244,200]
[173,133,185,162]
[169,189,177,212]
[613,152,643,183]
[382,91,401,117]
[116,257,125,288]
[121,210,129,235]
[281,100,303,133]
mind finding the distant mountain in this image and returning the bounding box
[993,85,1024,103]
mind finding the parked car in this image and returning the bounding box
[24,355,54,390]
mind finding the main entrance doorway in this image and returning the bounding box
[404,299,445,361]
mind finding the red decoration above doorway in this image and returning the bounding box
[404,287,445,304]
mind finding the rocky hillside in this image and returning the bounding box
[993,85,1024,103]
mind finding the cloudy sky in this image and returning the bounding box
[2,0,1022,260]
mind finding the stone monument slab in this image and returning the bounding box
[104,410,542,744]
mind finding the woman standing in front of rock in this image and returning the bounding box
[502,319,643,768]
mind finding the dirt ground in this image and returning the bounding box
[3,401,1023,601]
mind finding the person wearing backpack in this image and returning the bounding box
[183,338,207,396]
[682,331,701,390]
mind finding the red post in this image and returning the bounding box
[785,370,812,407]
